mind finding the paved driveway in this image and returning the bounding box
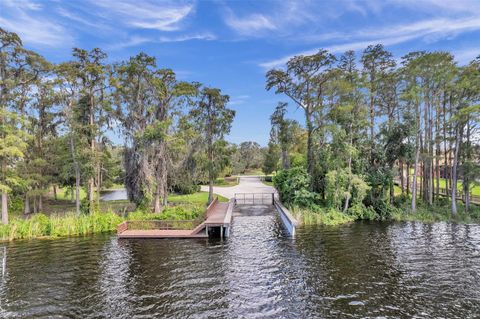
[200,176,276,199]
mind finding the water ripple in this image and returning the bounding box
[0,214,479,318]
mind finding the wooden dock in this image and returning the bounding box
[117,198,234,239]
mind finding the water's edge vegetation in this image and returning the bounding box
[274,168,480,227]
[0,205,204,241]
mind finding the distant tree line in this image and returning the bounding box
[0,28,236,224]
[265,45,479,217]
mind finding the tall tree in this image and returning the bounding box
[0,28,43,223]
[190,87,235,204]
[71,48,109,212]
[266,50,336,181]
[361,44,395,142]
[270,102,298,169]
[112,53,194,211]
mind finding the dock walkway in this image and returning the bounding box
[117,198,233,239]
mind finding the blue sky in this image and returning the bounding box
[1,0,479,146]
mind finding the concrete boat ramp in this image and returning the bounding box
[117,176,298,239]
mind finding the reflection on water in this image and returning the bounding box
[100,189,127,201]
[0,207,479,318]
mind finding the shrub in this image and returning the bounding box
[290,206,355,226]
[0,202,206,242]
[128,204,204,221]
[171,183,200,195]
[264,175,273,182]
[325,169,370,211]
[347,203,378,220]
[8,196,24,214]
[368,198,399,220]
[274,167,318,208]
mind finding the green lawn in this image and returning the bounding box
[55,186,87,201]
[240,168,264,176]
[262,180,274,186]
[40,189,226,215]
[168,192,228,203]
[213,177,239,187]
[399,177,480,196]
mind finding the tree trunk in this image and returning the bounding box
[2,192,8,225]
[24,195,30,215]
[406,163,410,195]
[281,148,290,169]
[96,165,101,208]
[412,137,421,212]
[400,160,405,195]
[153,193,161,213]
[369,89,375,141]
[442,92,449,197]
[154,140,168,213]
[464,120,471,212]
[76,177,82,215]
[38,194,42,212]
[53,185,57,201]
[389,164,395,205]
[451,123,462,215]
[70,136,81,215]
[305,109,314,186]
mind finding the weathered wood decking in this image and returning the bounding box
[117,198,233,239]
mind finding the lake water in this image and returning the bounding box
[0,206,479,318]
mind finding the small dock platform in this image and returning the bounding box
[117,198,234,239]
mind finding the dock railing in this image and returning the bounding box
[117,219,204,234]
[234,193,276,205]
[273,198,299,237]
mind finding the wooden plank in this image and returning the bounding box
[118,229,208,239]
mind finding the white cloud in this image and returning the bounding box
[158,32,216,43]
[57,7,101,28]
[0,0,74,47]
[224,9,277,36]
[387,0,480,14]
[105,36,153,50]
[106,32,216,51]
[453,48,480,64]
[3,0,42,11]
[92,0,194,31]
[229,95,250,106]
[260,16,480,69]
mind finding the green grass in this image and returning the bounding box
[213,177,239,187]
[290,206,355,226]
[262,180,274,187]
[240,168,264,176]
[400,177,480,196]
[0,202,213,242]
[394,180,479,197]
[55,186,87,201]
[0,211,124,241]
[168,191,228,204]
[391,202,480,223]
[39,191,226,215]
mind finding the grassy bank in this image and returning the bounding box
[391,202,480,223]
[288,202,480,227]
[290,206,355,226]
[0,211,123,241]
[26,191,227,216]
[0,192,228,241]
[213,177,239,187]
[169,192,228,203]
